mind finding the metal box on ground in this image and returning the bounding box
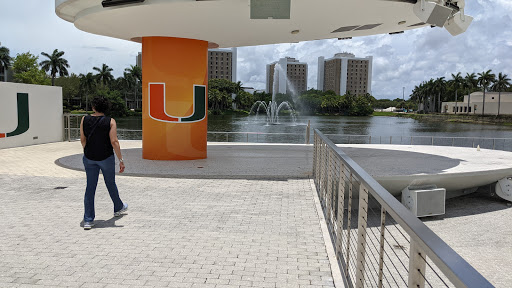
[496,177,512,202]
[401,185,446,217]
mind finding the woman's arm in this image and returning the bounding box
[109,118,125,173]
[80,116,86,149]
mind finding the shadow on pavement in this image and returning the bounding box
[80,214,126,229]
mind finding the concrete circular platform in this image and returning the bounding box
[56,143,512,195]
[57,143,314,179]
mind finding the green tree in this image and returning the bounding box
[12,52,50,85]
[79,72,97,111]
[39,49,70,86]
[96,88,128,117]
[350,95,373,116]
[477,70,496,116]
[54,73,80,109]
[449,72,464,114]
[464,73,478,114]
[93,63,114,88]
[234,90,254,110]
[491,72,511,116]
[124,65,142,109]
[433,77,446,113]
[298,89,323,114]
[321,92,343,114]
[0,46,11,81]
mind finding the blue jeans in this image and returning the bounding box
[83,155,123,222]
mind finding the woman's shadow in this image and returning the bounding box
[80,214,126,229]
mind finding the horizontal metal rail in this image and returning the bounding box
[62,115,512,150]
[313,129,493,288]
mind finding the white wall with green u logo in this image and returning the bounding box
[0,83,63,149]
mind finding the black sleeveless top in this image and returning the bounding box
[83,115,114,161]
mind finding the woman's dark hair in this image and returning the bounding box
[91,97,110,114]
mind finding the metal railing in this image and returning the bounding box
[313,129,493,288]
[324,134,512,151]
[62,114,511,151]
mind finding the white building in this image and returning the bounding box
[317,53,373,96]
[266,57,308,95]
[442,92,512,115]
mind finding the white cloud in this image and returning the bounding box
[1,0,511,99]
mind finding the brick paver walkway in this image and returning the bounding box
[0,142,335,288]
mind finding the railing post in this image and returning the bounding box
[226,133,229,142]
[316,136,321,188]
[319,143,325,203]
[369,135,372,144]
[378,207,386,288]
[324,143,329,201]
[431,136,434,146]
[452,137,455,147]
[313,134,317,180]
[305,120,311,144]
[355,184,369,288]
[472,138,475,148]
[345,172,354,277]
[408,240,427,288]
[327,149,333,225]
[247,133,249,142]
[336,162,346,259]
[493,139,496,150]
[67,115,71,142]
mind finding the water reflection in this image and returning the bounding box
[113,114,512,142]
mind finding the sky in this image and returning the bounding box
[1,0,511,99]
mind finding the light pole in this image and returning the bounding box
[402,87,405,111]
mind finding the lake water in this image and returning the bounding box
[113,115,512,149]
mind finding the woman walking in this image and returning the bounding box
[80,97,128,230]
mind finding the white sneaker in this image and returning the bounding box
[114,203,128,217]
[84,222,94,230]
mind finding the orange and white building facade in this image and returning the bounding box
[55,0,472,160]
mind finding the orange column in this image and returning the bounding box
[142,37,208,160]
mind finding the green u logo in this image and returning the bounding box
[148,83,206,123]
[0,93,29,138]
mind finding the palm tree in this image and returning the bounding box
[422,79,434,113]
[491,72,511,116]
[93,64,114,88]
[449,72,464,114]
[124,65,141,82]
[0,46,11,82]
[464,73,478,114]
[117,72,135,107]
[433,77,445,113]
[124,65,142,108]
[477,70,496,116]
[79,73,96,111]
[39,49,70,86]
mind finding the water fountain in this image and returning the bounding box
[250,64,297,124]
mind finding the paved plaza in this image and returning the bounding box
[1,141,512,287]
[0,141,336,288]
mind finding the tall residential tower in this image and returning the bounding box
[208,48,237,82]
[317,53,373,96]
[266,57,307,95]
